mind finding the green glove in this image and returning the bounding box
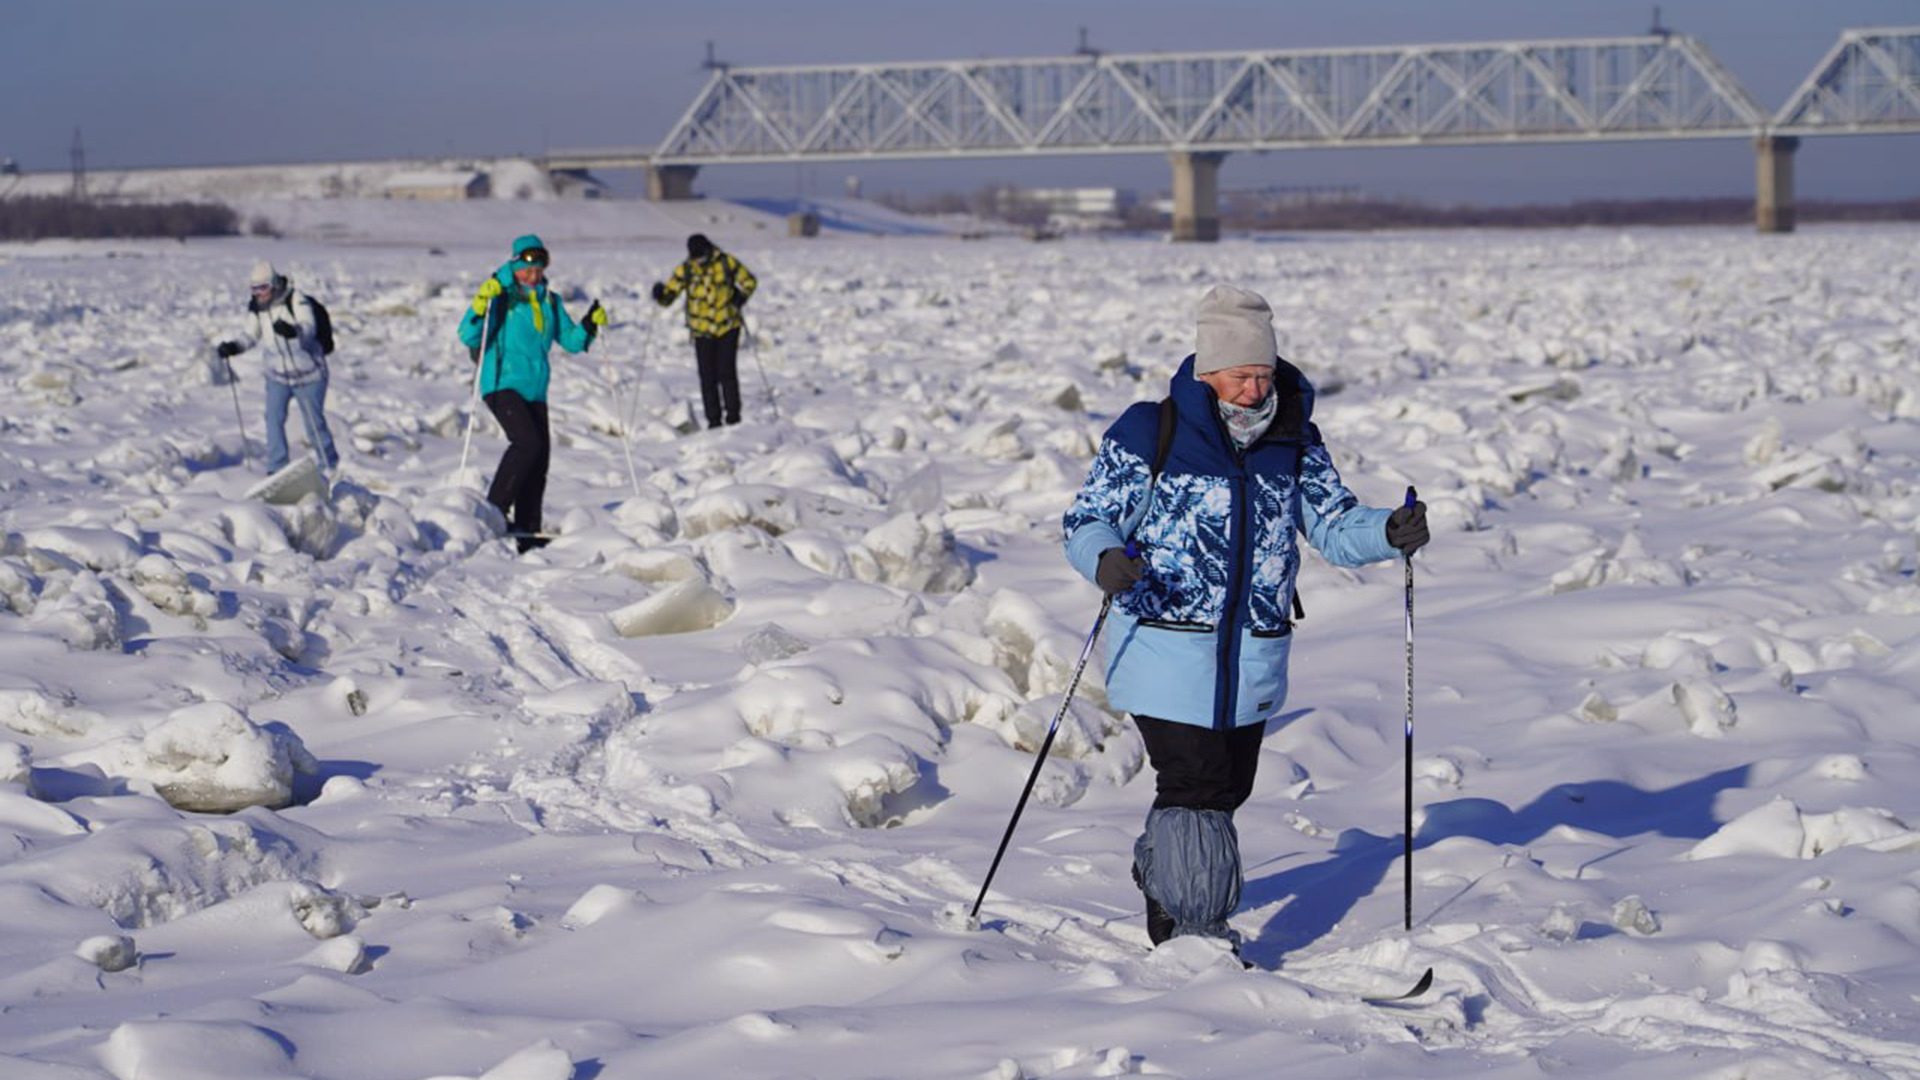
[471,277,502,316]
[587,301,610,327]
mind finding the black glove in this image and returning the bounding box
[1095,546,1146,596]
[651,282,669,304]
[583,300,603,339]
[734,288,750,308]
[216,341,241,358]
[1386,501,1429,555]
[272,319,299,339]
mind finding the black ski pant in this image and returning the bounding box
[1133,715,1267,813]
[693,328,742,429]
[1132,715,1265,945]
[483,390,550,536]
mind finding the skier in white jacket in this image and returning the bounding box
[216,261,340,474]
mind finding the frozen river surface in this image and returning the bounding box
[1,219,1918,1079]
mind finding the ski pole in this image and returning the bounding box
[222,351,252,470]
[970,549,1127,924]
[619,306,655,440]
[277,334,329,476]
[1402,485,1417,932]
[744,314,780,422]
[457,296,495,479]
[601,325,643,499]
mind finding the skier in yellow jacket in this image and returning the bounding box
[651,233,757,429]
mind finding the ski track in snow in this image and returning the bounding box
[1,222,1918,1079]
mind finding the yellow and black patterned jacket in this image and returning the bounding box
[655,252,757,338]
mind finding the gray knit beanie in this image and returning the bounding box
[1194,285,1277,375]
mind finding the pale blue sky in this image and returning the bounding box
[5,0,1916,204]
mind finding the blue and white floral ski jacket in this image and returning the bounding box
[1063,355,1398,730]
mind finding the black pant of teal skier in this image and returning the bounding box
[484,390,549,551]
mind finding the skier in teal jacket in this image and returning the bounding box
[457,234,609,551]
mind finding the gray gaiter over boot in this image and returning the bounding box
[1133,806,1243,947]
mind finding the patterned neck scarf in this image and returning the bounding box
[1216,386,1278,450]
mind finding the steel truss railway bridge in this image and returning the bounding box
[546,27,1920,239]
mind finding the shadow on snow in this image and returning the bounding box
[1239,764,1750,967]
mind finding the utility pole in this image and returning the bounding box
[69,127,87,202]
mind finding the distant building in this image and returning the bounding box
[1151,184,1363,218]
[383,170,489,201]
[547,168,607,200]
[1223,184,1363,212]
[987,185,1136,229]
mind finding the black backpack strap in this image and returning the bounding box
[1150,397,1176,483]
[1121,397,1178,548]
[1291,421,1315,622]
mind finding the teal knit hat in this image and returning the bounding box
[511,234,547,259]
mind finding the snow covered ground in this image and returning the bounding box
[1,214,1918,1079]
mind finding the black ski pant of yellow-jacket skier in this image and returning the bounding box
[693,328,742,429]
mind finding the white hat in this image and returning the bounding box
[1194,285,1277,374]
[249,260,279,287]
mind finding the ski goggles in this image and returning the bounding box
[514,247,550,268]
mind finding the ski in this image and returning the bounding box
[245,458,326,506]
[1360,966,1433,1005]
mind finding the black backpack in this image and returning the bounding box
[254,292,335,355]
[304,296,336,356]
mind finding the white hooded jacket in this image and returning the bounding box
[225,280,326,387]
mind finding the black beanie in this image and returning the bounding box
[687,233,714,259]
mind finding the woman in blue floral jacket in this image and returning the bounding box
[1062,284,1429,953]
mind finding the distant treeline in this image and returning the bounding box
[1212,197,1920,231]
[0,197,239,241]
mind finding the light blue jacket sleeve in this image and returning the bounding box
[554,298,593,354]
[456,266,510,350]
[456,308,485,350]
[1063,439,1151,585]
[1298,443,1398,567]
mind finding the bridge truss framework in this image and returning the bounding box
[545,28,1920,237]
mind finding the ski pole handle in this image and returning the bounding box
[1401,486,1419,564]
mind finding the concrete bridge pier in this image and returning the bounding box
[1169,151,1226,242]
[1755,136,1799,234]
[646,164,700,201]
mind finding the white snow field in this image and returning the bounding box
[2,214,1918,1080]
